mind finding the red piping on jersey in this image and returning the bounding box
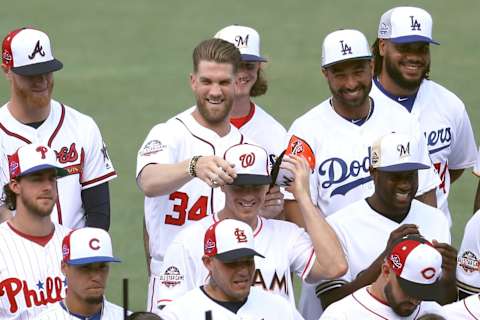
[366,287,389,306]
[464,298,480,320]
[175,117,244,214]
[47,103,65,147]
[253,217,263,237]
[300,248,315,280]
[0,122,32,143]
[352,289,421,319]
[82,171,117,187]
[7,222,54,246]
[55,198,63,225]
[230,102,255,129]
[158,299,173,304]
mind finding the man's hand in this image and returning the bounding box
[259,185,284,219]
[194,156,236,188]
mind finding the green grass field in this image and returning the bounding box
[1,0,479,311]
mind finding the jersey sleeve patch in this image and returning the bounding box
[139,140,167,157]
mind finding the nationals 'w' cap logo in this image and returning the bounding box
[224,144,271,186]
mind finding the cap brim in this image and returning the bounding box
[390,36,440,45]
[376,162,430,172]
[397,277,441,301]
[241,54,267,62]
[231,174,272,186]
[12,59,63,76]
[215,248,265,263]
[322,56,372,68]
[18,164,69,178]
[66,256,122,265]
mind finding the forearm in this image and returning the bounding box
[138,161,192,197]
[437,278,458,304]
[296,193,347,280]
[283,200,306,228]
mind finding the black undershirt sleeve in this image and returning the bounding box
[81,182,111,231]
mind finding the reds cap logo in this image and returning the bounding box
[421,267,436,280]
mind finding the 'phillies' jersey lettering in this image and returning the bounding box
[252,269,288,295]
[318,147,372,196]
[425,127,451,154]
[54,143,79,164]
[0,277,63,313]
[164,192,208,226]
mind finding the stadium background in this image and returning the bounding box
[1,0,479,311]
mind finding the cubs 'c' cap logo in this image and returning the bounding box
[89,238,100,250]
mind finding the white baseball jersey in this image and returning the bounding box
[442,293,480,319]
[0,100,117,229]
[0,221,70,319]
[154,214,315,310]
[316,199,450,295]
[286,96,439,217]
[233,103,286,168]
[456,210,480,296]
[473,148,480,177]
[320,286,445,320]
[161,286,298,320]
[36,299,127,319]
[370,79,477,224]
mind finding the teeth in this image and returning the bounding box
[396,192,409,201]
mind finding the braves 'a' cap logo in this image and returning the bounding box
[234,34,249,48]
[410,16,421,31]
[36,146,48,159]
[89,238,100,250]
[340,40,352,55]
[28,40,46,60]
[239,153,255,168]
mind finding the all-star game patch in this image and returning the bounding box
[159,266,184,288]
[458,250,479,273]
[139,140,166,156]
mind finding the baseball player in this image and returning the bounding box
[473,150,480,213]
[127,312,163,320]
[136,38,244,312]
[154,143,345,315]
[284,29,439,320]
[320,235,447,319]
[214,25,286,218]
[370,6,477,225]
[37,227,127,319]
[0,27,117,229]
[160,219,299,320]
[442,293,480,319]
[0,143,71,319]
[317,132,456,310]
[456,209,480,299]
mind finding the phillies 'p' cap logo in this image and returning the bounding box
[36,146,48,159]
[89,238,100,250]
[239,153,255,168]
[234,228,248,243]
[28,40,46,60]
[421,267,436,280]
[340,40,352,55]
[410,16,421,31]
[235,34,249,48]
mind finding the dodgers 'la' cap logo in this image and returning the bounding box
[321,29,372,68]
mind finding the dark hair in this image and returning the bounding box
[2,183,16,210]
[371,39,430,79]
[192,38,241,74]
[127,312,163,320]
[250,67,268,97]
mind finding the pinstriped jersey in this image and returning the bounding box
[370,79,477,224]
[442,294,480,319]
[156,214,315,308]
[0,221,70,319]
[37,299,127,319]
[0,100,117,228]
[136,109,245,269]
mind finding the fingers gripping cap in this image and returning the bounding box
[321,29,372,68]
[8,143,68,179]
[387,235,442,300]
[2,27,63,75]
[204,219,264,263]
[214,25,267,62]
[378,7,439,45]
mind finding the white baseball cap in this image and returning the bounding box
[62,227,121,265]
[8,143,68,180]
[321,29,372,68]
[214,25,267,62]
[370,132,430,172]
[204,219,264,263]
[224,143,271,185]
[378,7,439,45]
[2,27,63,76]
[388,235,442,300]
